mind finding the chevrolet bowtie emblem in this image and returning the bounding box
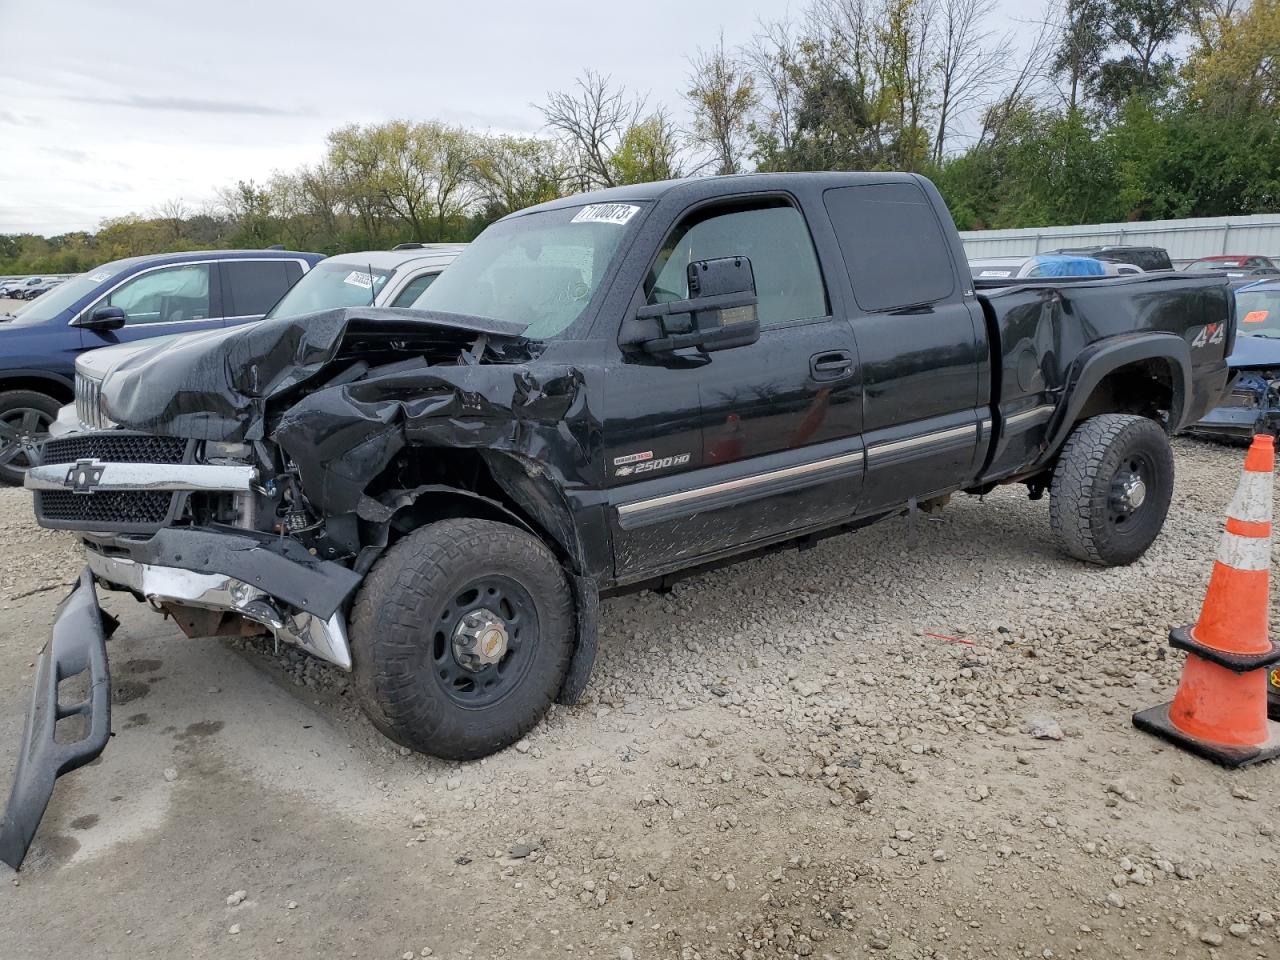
[64,458,105,494]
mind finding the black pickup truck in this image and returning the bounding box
[3,173,1233,869]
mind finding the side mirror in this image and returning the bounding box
[76,306,127,331]
[631,256,760,354]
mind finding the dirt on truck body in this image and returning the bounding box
[2,171,1233,869]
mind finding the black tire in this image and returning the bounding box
[350,518,573,760]
[0,389,60,486]
[1049,413,1174,566]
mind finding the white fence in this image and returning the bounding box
[959,214,1280,266]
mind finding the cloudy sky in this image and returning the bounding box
[1,0,1045,236]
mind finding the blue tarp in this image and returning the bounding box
[1029,255,1106,277]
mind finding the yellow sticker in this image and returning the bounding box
[1271,667,1280,690]
[1243,310,1270,324]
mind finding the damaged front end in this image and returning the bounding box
[9,307,598,864]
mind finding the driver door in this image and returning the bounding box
[604,196,864,582]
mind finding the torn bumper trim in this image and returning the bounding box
[83,549,353,671]
[0,569,112,871]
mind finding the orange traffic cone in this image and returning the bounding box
[1133,434,1280,767]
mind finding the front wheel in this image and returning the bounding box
[1049,414,1174,566]
[0,390,60,486]
[350,518,574,760]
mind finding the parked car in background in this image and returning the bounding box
[1047,245,1173,272]
[1,277,48,298]
[969,254,1143,280]
[0,249,322,484]
[1187,278,1280,441]
[63,244,466,435]
[18,276,68,300]
[1184,255,1280,284]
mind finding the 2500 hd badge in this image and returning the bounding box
[0,171,1234,869]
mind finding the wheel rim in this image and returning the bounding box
[0,406,52,470]
[1107,453,1152,530]
[431,575,539,707]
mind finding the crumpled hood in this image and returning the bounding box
[1228,334,1280,371]
[99,306,592,517]
[100,306,530,441]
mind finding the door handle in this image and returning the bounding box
[810,351,854,381]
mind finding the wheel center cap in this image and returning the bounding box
[1115,474,1146,511]
[453,609,509,672]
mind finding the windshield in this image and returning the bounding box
[1187,259,1238,271]
[0,270,110,325]
[411,202,645,339]
[1237,287,1280,338]
[264,261,392,319]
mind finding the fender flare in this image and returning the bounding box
[0,369,75,394]
[1041,333,1192,461]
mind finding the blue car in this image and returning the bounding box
[0,249,322,483]
[1188,278,1280,441]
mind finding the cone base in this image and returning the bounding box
[1133,702,1280,768]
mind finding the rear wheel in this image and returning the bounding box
[1049,413,1174,566]
[0,390,60,486]
[350,518,573,760]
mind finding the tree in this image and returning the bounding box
[685,32,758,174]
[539,71,645,189]
[1051,0,1108,110]
[1093,0,1192,110]
[932,0,1007,162]
[744,17,803,157]
[472,135,567,217]
[1188,0,1280,115]
[216,180,275,248]
[609,110,684,184]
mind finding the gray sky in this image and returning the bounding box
[0,0,1045,236]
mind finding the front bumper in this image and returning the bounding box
[0,570,113,871]
[82,528,362,670]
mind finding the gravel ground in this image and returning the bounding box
[1,437,1278,959]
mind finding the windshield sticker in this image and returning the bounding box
[978,270,1012,278]
[571,203,640,226]
[1243,310,1269,324]
[88,271,112,282]
[343,271,377,289]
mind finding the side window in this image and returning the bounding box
[99,263,211,324]
[823,182,955,312]
[223,260,293,317]
[393,271,439,307]
[645,201,828,327]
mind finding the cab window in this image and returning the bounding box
[645,201,828,327]
[96,263,212,324]
[392,272,439,307]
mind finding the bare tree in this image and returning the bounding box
[538,71,645,189]
[978,14,1057,145]
[932,0,1010,162]
[685,32,759,175]
[743,16,802,155]
[152,197,190,243]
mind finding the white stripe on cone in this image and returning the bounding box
[1226,471,1275,525]
[1217,530,1272,571]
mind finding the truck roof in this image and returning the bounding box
[516,172,930,218]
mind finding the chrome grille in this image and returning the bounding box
[74,371,115,430]
[43,433,189,465]
[34,432,192,532]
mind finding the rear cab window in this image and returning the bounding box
[823,182,955,311]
